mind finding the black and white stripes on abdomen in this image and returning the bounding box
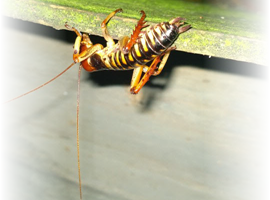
[108,22,179,70]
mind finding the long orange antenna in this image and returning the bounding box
[76,64,83,200]
[3,62,76,104]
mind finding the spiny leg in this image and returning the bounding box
[152,46,175,76]
[152,51,170,76]
[101,8,123,48]
[130,55,162,94]
[122,10,148,54]
[130,46,175,94]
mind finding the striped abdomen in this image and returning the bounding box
[108,21,180,70]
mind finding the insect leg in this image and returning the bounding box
[130,45,176,94]
[152,46,176,76]
[130,55,162,94]
[152,51,170,76]
[65,23,102,64]
[101,8,123,48]
[65,23,83,61]
[130,66,144,89]
[123,10,148,54]
[74,44,103,63]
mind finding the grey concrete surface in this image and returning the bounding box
[2,18,269,200]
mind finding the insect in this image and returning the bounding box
[65,8,190,94]
[4,8,190,200]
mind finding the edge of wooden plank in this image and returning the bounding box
[3,0,267,65]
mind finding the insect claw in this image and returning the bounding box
[130,86,137,94]
[179,24,191,33]
[65,22,72,29]
[116,8,123,13]
[140,10,145,15]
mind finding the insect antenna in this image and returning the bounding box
[3,62,76,104]
[4,61,84,199]
[76,64,83,200]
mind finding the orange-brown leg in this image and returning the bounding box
[152,46,176,76]
[130,46,175,94]
[101,8,123,48]
[65,23,103,64]
[65,23,83,62]
[130,55,162,94]
[152,51,171,76]
[74,44,103,63]
[123,10,148,54]
[130,66,144,90]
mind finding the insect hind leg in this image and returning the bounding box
[123,10,148,54]
[130,46,175,94]
[130,55,162,94]
[152,46,175,76]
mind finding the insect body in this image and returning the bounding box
[4,9,190,200]
[66,8,190,94]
